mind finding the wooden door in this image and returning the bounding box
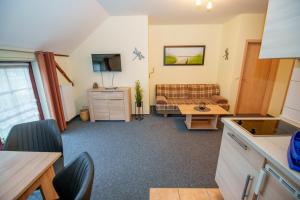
[235,41,279,115]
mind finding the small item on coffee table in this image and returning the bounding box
[199,102,206,110]
[194,102,211,112]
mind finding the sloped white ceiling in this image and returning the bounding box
[0,0,108,54]
[98,0,268,24]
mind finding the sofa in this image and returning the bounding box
[155,84,229,115]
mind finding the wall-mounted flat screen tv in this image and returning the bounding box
[91,54,122,72]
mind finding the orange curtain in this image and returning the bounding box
[35,51,67,132]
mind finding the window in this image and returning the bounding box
[0,63,42,140]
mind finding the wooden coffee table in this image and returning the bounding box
[178,104,230,130]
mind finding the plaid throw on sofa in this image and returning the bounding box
[156,84,189,99]
[188,84,220,98]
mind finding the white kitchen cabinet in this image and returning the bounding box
[282,61,300,125]
[253,163,300,200]
[258,170,295,199]
[215,126,265,200]
[260,0,300,59]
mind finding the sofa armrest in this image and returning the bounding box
[156,96,168,104]
[210,95,228,104]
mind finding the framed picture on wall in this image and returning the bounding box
[164,45,206,66]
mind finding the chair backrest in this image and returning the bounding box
[53,152,95,200]
[3,119,64,172]
[4,119,63,153]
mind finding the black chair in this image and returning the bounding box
[3,119,64,173]
[53,152,95,200]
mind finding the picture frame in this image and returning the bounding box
[164,45,206,66]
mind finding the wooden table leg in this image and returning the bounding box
[39,166,59,200]
[18,165,58,200]
[185,114,192,129]
[211,115,218,129]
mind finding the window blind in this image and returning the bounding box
[0,63,40,140]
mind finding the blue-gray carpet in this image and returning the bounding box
[62,115,223,200]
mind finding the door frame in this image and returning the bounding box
[234,39,278,116]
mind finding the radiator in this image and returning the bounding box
[60,85,76,122]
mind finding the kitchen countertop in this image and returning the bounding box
[222,117,300,185]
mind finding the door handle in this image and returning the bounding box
[241,175,253,200]
[253,169,267,200]
[228,132,248,150]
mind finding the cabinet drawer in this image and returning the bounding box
[94,112,109,120]
[224,129,264,170]
[109,100,125,120]
[91,92,107,99]
[110,112,125,120]
[91,92,124,99]
[109,100,124,111]
[105,92,124,99]
[92,100,109,112]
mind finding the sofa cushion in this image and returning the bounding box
[156,96,168,104]
[156,98,217,111]
[218,103,230,111]
[191,98,216,105]
[167,98,195,105]
[156,104,178,111]
[188,84,220,98]
[156,84,189,99]
[210,95,228,104]
[156,98,194,111]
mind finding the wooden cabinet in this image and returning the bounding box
[88,87,131,122]
[109,100,125,120]
[215,126,265,200]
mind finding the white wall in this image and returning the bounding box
[268,59,294,116]
[0,0,108,54]
[69,16,150,114]
[217,14,266,112]
[149,24,222,105]
[148,14,266,108]
[55,56,74,86]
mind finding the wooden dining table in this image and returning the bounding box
[0,151,61,200]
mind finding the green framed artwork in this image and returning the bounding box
[164,45,206,66]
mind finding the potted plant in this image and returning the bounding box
[0,137,4,150]
[135,80,143,107]
[135,80,143,120]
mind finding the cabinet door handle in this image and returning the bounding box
[241,175,253,200]
[228,132,248,150]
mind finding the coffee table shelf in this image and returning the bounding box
[178,105,230,130]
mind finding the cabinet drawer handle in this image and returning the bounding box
[228,132,248,150]
[241,175,253,200]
